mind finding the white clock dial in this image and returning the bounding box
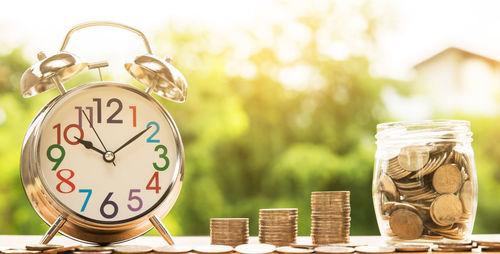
[38,83,180,223]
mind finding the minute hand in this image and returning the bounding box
[114,126,152,154]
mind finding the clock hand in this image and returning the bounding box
[82,110,116,166]
[74,137,106,155]
[114,126,152,154]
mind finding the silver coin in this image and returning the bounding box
[355,246,396,254]
[194,245,234,254]
[153,246,193,254]
[314,246,355,254]
[114,245,153,254]
[275,247,313,254]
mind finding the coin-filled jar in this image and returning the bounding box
[373,120,478,244]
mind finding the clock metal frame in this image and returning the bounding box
[20,82,185,244]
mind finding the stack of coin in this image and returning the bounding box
[376,141,476,241]
[311,191,351,244]
[210,218,249,246]
[259,208,298,246]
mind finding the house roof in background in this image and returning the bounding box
[414,46,500,69]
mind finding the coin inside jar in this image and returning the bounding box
[432,164,462,194]
[380,174,398,201]
[388,209,423,240]
[430,194,463,226]
[460,180,473,212]
[398,145,430,172]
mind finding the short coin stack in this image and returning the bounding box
[210,218,249,246]
[259,208,298,246]
[311,191,351,244]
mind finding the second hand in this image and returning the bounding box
[82,110,116,166]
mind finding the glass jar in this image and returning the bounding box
[373,120,478,244]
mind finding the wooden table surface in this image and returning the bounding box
[0,235,498,253]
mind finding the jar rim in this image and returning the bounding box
[377,119,470,132]
[376,119,472,143]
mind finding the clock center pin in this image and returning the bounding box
[104,151,115,162]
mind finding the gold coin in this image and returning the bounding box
[194,245,233,254]
[314,247,355,254]
[474,240,500,246]
[432,164,462,194]
[393,244,430,252]
[432,245,473,252]
[460,180,473,212]
[42,245,81,254]
[153,246,192,254]
[25,245,63,251]
[290,244,318,249]
[398,145,430,172]
[3,250,41,254]
[430,194,463,226]
[389,209,423,240]
[77,246,115,252]
[114,245,153,254]
[481,246,500,252]
[275,247,313,254]
[234,244,276,254]
[354,246,395,254]
[382,202,419,215]
[73,251,113,254]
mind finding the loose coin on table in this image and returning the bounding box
[194,245,233,254]
[355,246,396,254]
[432,246,472,252]
[25,244,63,251]
[153,246,193,254]
[114,245,153,254]
[235,244,276,254]
[275,247,313,254]
[481,246,500,252]
[42,245,81,254]
[3,250,42,254]
[77,246,115,252]
[74,251,113,254]
[393,244,430,252]
[314,246,355,254]
[290,244,318,249]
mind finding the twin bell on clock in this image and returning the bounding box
[19,22,187,245]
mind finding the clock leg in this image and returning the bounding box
[150,215,175,245]
[40,215,67,244]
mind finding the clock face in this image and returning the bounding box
[37,83,181,224]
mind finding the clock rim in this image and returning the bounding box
[20,81,184,243]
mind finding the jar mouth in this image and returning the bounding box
[376,119,472,144]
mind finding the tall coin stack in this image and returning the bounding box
[311,191,351,244]
[210,218,249,246]
[259,208,298,246]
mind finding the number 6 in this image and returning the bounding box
[100,192,118,219]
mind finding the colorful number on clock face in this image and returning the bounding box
[38,85,178,223]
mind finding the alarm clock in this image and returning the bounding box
[19,22,187,245]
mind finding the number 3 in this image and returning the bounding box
[153,145,169,171]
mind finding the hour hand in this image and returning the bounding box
[75,137,105,155]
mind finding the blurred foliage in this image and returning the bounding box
[0,1,498,238]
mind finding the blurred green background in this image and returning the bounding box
[1,0,500,237]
